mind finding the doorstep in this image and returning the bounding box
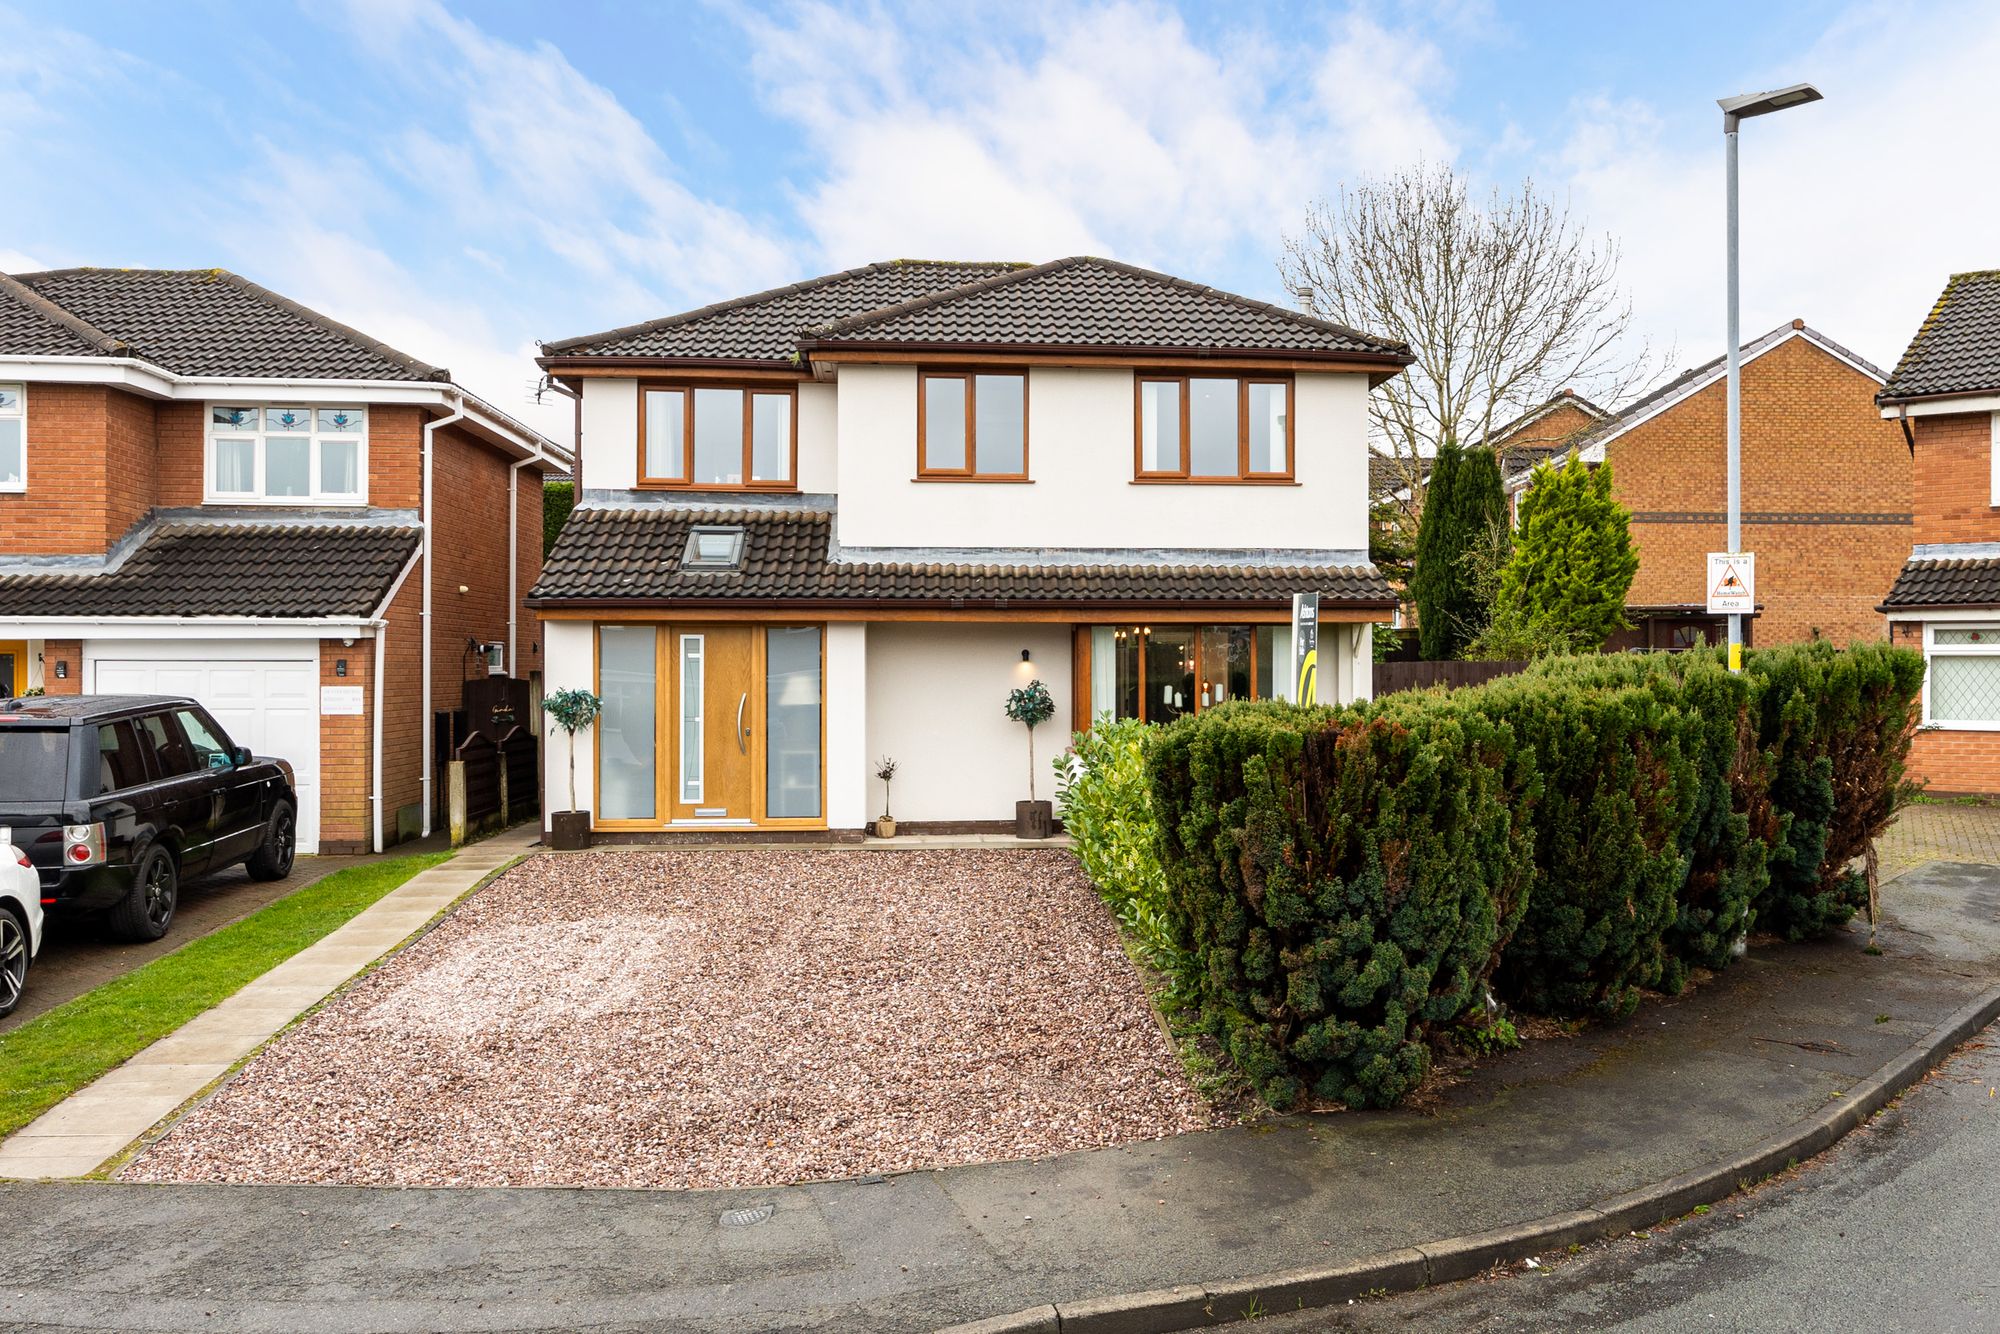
[0,824,541,1181]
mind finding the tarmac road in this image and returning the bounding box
[1268,1025,2000,1333]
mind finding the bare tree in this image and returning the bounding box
[1282,163,1659,517]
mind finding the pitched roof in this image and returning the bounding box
[531,506,1393,609]
[1879,555,2000,610]
[541,260,1025,361]
[0,521,421,618]
[1480,390,1613,449]
[0,268,445,381]
[1879,270,2000,402]
[798,256,1410,360]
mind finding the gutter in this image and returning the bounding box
[366,543,424,854]
[420,396,468,838]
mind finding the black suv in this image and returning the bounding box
[0,696,298,942]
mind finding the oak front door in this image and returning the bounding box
[671,626,756,821]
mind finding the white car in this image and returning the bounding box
[0,838,42,1019]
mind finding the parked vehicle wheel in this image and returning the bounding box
[0,908,28,1018]
[246,800,297,882]
[109,845,178,943]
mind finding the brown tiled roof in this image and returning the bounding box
[1880,556,2000,610]
[800,256,1409,359]
[1879,270,2000,402]
[530,507,1393,609]
[540,261,1026,362]
[1,268,445,381]
[0,522,421,618]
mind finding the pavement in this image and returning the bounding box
[1253,1004,2000,1332]
[0,854,1994,1331]
[0,826,535,1181]
[1876,798,2000,884]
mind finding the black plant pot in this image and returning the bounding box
[548,810,592,851]
[1016,800,1054,840]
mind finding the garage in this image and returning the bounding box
[88,641,323,854]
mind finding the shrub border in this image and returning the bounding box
[941,981,2000,1334]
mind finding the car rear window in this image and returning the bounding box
[0,727,70,799]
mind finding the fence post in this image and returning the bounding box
[448,760,467,848]
[499,754,511,827]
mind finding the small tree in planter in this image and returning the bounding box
[876,756,898,838]
[1006,679,1057,838]
[541,687,603,850]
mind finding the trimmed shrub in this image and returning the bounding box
[1054,718,1183,979]
[1147,700,1534,1109]
[543,480,575,557]
[1470,677,1699,1019]
[1744,642,1925,939]
[1526,652,1774,985]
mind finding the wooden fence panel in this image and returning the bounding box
[499,725,540,820]
[455,729,501,824]
[1372,659,1529,697]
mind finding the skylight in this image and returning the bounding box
[682,525,746,570]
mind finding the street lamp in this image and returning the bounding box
[1717,82,1822,671]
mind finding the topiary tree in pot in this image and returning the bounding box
[1006,679,1057,839]
[541,687,603,850]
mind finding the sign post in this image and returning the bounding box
[1706,552,1755,671]
[1292,592,1319,705]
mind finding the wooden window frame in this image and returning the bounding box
[1075,624,1270,725]
[636,381,799,492]
[916,369,1031,482]
[1131,374,1296,484]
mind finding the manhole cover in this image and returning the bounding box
[719,1204,775,1229]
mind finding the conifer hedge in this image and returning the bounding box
[1111,642,1924,1111]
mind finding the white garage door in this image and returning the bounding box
[89,647,322,854]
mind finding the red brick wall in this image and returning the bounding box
[1608,333,1910,645]
[40,640,81,695]
[371,405,424,511]
[1909,410,1998,545]
[428,422,523,715]
[155,403,205,509]
[0,384,161,556]
[380,564,425,840]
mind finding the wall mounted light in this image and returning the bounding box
[334,659,348,678]
[1021,649,1032,663]
[54,661,68,680]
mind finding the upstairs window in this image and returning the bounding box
[207,405,367,504]
[918,371,1028,479]
[640,384,795,490]
[1135,375,1292,482]
[0,384,22,492]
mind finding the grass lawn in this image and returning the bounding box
[0,850,454,1139]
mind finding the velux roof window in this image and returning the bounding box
[682,526,746,570]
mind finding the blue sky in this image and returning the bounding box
[3,0,1995,443]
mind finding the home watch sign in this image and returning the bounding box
[1707,552,1755,615]
[1292,592,1319,705]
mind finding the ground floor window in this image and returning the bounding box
[595,623,824,825]
[1926,626,2000,727]
[1086,624,1290,724]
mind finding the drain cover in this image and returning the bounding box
[720,1204,775,1229]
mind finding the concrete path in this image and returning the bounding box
[1878,799,2000,883]
[0,858,1992,1332]
[0,826,537,1181]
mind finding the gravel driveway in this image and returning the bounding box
[123,848,1215,1189]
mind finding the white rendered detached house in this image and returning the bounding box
[531,257,1408,835]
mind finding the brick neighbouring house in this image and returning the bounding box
[1503,321,1910,651]
[0,268,569,852]
[1877,270,2000,795]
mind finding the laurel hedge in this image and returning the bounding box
[1106,642,1923,1111]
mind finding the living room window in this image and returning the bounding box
[0,384,23,492]
[639,383,796,490]
[918,371,1028,479]
[206,405,367,504]
[1087,624,1291,724]
[1925,625,2000,729]
[1134,375,1293,482]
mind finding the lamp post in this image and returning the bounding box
[1717,82,1822,670]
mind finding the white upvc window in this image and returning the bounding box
[1990,412,2000,509]
[1923,623,2000,729]
[206,404,367,504]
[0,384,24,492]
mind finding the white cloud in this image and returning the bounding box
[738,1,1455,285]
[1551,0,2000,375]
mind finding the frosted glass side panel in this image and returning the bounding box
[765,627,821,818]
[598,626,656,820]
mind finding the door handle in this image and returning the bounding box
[736,693,749,754]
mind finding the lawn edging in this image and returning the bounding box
[0,850,454,1140]
[939,980,2000,1334]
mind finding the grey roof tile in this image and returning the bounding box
[531,506,1394,608]
[801,256,1409,357]
[1880,556,2000,610]
[542,261,1026,361]
[1880,270,2000,401]
[2,268,444,381]
[0,522,421,618]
